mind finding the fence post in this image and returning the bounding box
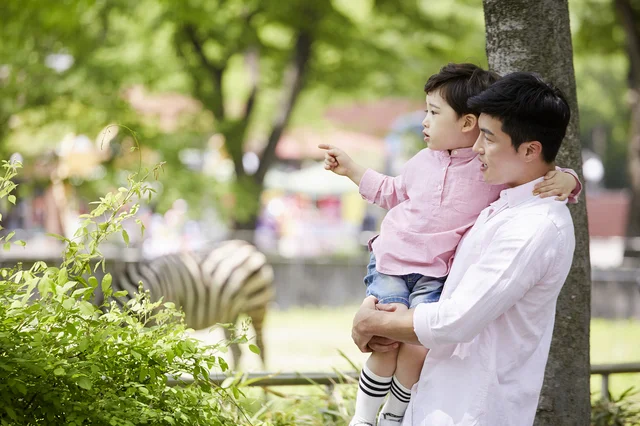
[600,374,609,401]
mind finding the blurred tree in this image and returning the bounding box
[0,1,138,153]
[1,0,485,237]
[571,0,640,263]
[151,0,483,236]
[614,0,640,264]
[483,0,592,425]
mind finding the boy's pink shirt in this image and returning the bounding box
[359,147,581,277]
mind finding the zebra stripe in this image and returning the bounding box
[109,240,275,368]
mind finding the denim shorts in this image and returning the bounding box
[364,252,445,308]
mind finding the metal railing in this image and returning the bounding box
[591,362,640,400]
[167,363,640,400]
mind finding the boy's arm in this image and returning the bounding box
[534,167,582,203]
[359,169,409,210]
[319,143,409,209]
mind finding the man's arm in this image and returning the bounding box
[352,215,567,351]
[413,215,566,349]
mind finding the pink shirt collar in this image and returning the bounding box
[430,147,476,159]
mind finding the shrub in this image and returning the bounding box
[0,160,253,425]
[591,387,640,426]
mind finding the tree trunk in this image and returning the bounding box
[482,1,592,424]
[614,0,640,265]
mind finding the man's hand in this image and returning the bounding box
[352,296,380,353]
[367,336,400,352]
[318,144,366,185]
[533,170,577,201]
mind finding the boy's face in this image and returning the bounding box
[473,114,523,187]
[421,90,469,151]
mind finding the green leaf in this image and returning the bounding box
[54,367,65,376]
[15,240,26,247]
[122,229,129,246]
[7,195,16,204]
[5,406,17,420]
[101,273,112,293]
[46,233,68,241]
[14,381,27,395]
[3,242,10,251]
[75,376,92,390]
[62,298,75,310]
[89,276,99,289]
[38,277,53,297]
[113,290,128,298]
[249,344,261,355]
[78,301,95,316]
[57,267,68,285]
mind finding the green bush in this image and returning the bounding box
[592,388,640,426]
[0,160,254,425]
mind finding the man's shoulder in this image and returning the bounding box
[509,199,574,239]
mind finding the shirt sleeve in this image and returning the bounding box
[413,215,563,349]
[359,168,408,210]
[556,167,582,204]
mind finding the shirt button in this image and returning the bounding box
[452,150,458,155]
[442,167,446,171]
[438,185,442,190]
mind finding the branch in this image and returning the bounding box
[182,25,225,120]
[242,47,260,123]
[254,32,313,184]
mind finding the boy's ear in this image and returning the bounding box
[461,114,477,132]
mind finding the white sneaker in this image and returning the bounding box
[377,412,404,425]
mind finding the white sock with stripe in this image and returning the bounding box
[378,376,412,424]
[350,364,392,425]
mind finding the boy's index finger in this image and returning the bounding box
[317,143,333,150]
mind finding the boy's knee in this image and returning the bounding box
[399,343,428,364]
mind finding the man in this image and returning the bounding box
[351,72,577,426]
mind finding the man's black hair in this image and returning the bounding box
[467,72,570,163]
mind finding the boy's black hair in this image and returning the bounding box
[467,72,571,164]
[424,63,501,117]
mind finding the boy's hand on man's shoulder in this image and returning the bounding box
[533,170,577,201]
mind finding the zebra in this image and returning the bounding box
[105,240,275,369]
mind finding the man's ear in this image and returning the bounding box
[521,141,543,162]
[461,114,477,133]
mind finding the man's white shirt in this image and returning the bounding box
[406,177,576,426]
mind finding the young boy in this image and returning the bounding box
[318,63,581,426]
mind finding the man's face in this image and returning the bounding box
[421,90,466,151]
[473,114,523,187]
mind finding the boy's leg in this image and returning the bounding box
[378,340,428,425]
[351,303,407,426]
[354,254,411,425]
[377,275,444,425]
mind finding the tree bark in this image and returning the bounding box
[482,1,592,424]
[614,0,640,265]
